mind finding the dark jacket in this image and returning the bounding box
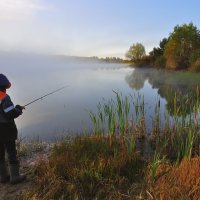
[0,91,22,142]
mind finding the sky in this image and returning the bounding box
[0,0,200,58]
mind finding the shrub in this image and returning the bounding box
[154,55,166,68]
[190,58,200,71]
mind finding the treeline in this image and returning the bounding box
[58,55,127,63]
[90,56,127,63]
[126,23,200,71]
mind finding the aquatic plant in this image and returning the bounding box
[89,89,200,163]
[124,135,135,160]
[149,153,161,182]
[89,91,147,139]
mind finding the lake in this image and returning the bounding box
[1,53,200,140]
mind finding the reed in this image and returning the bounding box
[89,91,148,138]
[89,111,99,135]
[89,89,200,162]
[149,153,161,182]
[164,90,199,160]
[124,135,135,160]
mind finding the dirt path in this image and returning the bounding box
[0,150,49,200]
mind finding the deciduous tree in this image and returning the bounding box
[149,38,168,68]
[125,43,146,61]
[164,23,200,69]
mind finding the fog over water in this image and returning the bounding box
[1,53,199,141]
[0,53,133,139]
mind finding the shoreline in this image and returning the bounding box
[1,133,199,199]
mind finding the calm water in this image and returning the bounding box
[1,53,200,140]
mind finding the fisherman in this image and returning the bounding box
[0,74,26,184]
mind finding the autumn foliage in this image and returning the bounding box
[128,23,200,69]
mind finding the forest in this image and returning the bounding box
[126,23,200,71]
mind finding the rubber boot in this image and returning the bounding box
[9,163,26,184]
[0,162,10,183]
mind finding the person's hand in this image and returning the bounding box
[16,105,25,110]
[15,105,25,114]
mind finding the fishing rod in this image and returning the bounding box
[23,85,68,107]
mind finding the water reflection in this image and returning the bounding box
[126,68,200,116]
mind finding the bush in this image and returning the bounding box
[154,55,166,68]
[132,56,153,67]
[190,58,200,71]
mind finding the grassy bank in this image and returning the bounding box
[22,136,146,199]
[20,91,200,199]
[20,136,200,199]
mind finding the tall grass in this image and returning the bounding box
[124,135,135,160]
[89,91,146,137]
[89,90,200,162]
[22,136,146,199]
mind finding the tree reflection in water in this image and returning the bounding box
[126,68,200,117]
